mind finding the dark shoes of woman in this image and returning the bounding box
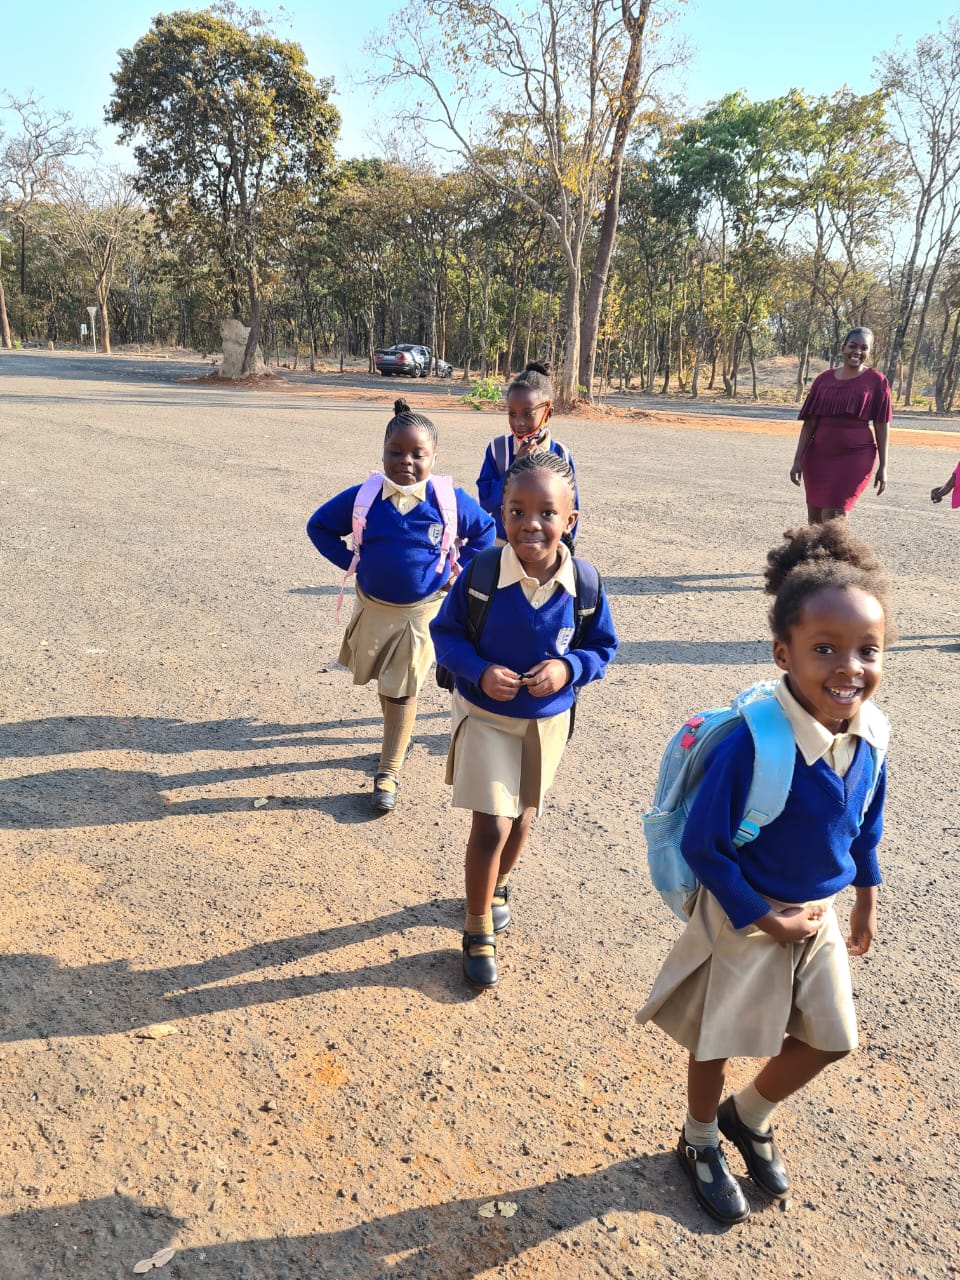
[676,1133,750,1224]
[462,933,497,989]
[717,1097,790,1198]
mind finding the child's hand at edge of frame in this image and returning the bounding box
[479,665,522,701]
[847,889,878,957]
[521,659,571,696]
[755,904,825,947]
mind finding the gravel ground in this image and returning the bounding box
[1,353,958,1279]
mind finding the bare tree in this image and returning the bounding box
[55,166,144,354]
[877,18,960,400]
[373,0,677,408]
[0,93,94,342]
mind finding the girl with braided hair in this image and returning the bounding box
[477,362,580,547]
[307,398,494,811]
[638,521,892,1225]
[431,450,617,988]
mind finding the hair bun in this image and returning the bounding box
[764,523,882,596]
[525,361,550,376]
[393,397,411,416]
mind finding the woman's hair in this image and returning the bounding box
[841,326,873,349]
[383,397,438,446]
[508,361,553,402]
[764,522,891,640]
[502,449,576,504]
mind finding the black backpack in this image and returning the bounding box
[435,545,602,740]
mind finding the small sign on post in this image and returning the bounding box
[80,323,88,338]
[86,305,98,354]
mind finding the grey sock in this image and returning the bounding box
[683,1110,719,1149]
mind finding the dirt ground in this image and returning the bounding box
[1,351,959,1279]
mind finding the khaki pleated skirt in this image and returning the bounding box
[636,888,858,1060]
[338,587,444,699]
[446,689,570,817]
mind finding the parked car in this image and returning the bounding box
[374,344,453,378]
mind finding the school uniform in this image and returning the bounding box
[637,679,888,1060]
[476,432,580,542]
[430,544,617,816]
[307,478,495,698]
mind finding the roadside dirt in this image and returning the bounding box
[1,355,958,1279]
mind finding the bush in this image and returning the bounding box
[460,376,503,409]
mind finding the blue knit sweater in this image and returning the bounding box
[429,556,617,719]
[476,435,580,541]
[306,483,495,604]
[681,722,886,929]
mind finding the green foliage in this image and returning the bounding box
[460,376,503,408]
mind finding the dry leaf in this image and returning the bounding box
[477,1201,497,1218]
[135,1024,180,1040]
[133,1263,154,1275]
[497,1201,518,1218]
[153,1248,176,1267]
[252,797,269,808]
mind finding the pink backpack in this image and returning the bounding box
[336,471,461,621]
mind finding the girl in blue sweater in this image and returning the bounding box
[431,451,617,989]
[307,399,495,812]
[476,362,580,546]
[638,522,891,1225]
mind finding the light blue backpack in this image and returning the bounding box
[643,681,887,919]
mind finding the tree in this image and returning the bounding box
[376,0,676,408]
[877,18,960,400]
[55,166,144,354]
[107,5,339,376]
[0,93,94,345]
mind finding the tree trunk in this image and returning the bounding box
[577,0,652,397]
[558,260,582,409]
[0,276,11,349]
[97,280,112,355]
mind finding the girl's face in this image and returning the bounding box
[840,332,871,372]
[506,387,552,445]
[502,469,577,577]
[773,586,885,732]
[382,425,435,486]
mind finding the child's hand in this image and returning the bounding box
[931,485,945,503]
[847,891,878,957]
[520,659,571,696]
[479,665,522,701]
[515,433,543,459]
[755,904,825,947]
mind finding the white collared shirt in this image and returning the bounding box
[381,478,428,515]
[497,541,576,608]
[774,677,884,778]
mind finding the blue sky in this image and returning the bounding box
[0,1,949,163]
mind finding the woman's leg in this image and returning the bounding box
[819,507,846,522]
[806,503,823,523]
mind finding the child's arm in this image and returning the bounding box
[931,468,957,502]
[846,760,885,956]
[454,489,497,567]
[476,443,505,519]
[306,487,360,571]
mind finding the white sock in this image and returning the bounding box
[683,1110,719,1149]
[734,1082,777,1134]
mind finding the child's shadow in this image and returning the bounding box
[0,1155,751,1278]
[0,900,475,1041]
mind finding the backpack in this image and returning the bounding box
[335,471,461,622]
[490,434,573,476]
[642,681,888,919]
[435,545,601,741]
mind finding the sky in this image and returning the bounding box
[0,0,951,165]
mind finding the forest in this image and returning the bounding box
[2,3,960,411]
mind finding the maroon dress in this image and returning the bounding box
[798,367,891,510]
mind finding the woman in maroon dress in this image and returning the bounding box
[790,327,890,522]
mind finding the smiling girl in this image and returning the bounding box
[307,399,494,811]
[431,452,617,988]
[638,522,891,1224]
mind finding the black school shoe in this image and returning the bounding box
[491,883,511,933]
[462,933,497,989]
[371,773,398,812]
[717,1097,790,1198]
[676,1133,750,1224]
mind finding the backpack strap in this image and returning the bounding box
[857,701,890,820]
[492,435,511,476]
[736,696,798,847]
[569,557,601,650]
[428,475,461,578]
[336,471,384,623]
[462,545,503,646]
